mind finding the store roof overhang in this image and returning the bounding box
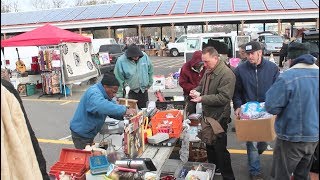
[1,10,319,34]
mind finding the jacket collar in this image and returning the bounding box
[291,63,319,69]
[246,57,267,69]
[212,60,225,76]
[97,82,111,100]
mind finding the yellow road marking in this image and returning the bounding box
[37,138,74,145]
[37,138,273,155]
[60,101,71,105]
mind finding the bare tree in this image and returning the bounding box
[1,0,18,13]
[74,0,115,6]
[30,0,51,9]
[52,0,67,8]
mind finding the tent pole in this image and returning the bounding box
[59,43,67,98]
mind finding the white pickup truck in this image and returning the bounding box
[166,35,187,57]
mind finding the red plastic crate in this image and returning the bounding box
[151,109,183,138]
[49,148,92,179]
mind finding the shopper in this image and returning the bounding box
[238,44,248,65]
[190,46,236,180]
[70,73,136,149]
[232,41,279,180]
[278,38,289,68]
[114,44,154,109]
[179,50,205,116]
[265,42,319,180]
[1,79,49,180]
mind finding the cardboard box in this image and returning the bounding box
[234,116,276,142]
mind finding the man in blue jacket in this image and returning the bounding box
[265,42,319,180]
[232,41,279,180]
[114,44,154,109]
[70,73,136,149]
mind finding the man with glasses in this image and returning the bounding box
[114,44,154,109]
[70,72,136,149]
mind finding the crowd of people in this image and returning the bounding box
[1,36,318,180]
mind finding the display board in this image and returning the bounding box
[61,42,98,84]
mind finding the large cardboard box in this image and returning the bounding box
[234,116,276,142]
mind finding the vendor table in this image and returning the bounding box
[139,145,176,176]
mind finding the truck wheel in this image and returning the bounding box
[170,49,179,57]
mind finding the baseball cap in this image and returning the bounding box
[245,41,262,53]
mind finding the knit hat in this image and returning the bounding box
[245,41,262,53]
[125,44,144,58]
[101,72,120,86]
[287,42,310,59]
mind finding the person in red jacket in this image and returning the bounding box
[179,50,206,116]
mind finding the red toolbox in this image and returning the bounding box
[49,148,92,180]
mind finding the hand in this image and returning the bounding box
[125,108,136,116]
[190,96,202,103]
[189,90,200,99]
[234,108,241,118]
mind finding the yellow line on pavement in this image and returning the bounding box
[60,101,72,105]
[37,138,74,145]
[37,138,273,155]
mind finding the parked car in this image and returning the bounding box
[97,44,124,74]
[258,34,284,55]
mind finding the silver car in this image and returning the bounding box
[258,35,284,55]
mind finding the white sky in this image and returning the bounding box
[16,0,157,12]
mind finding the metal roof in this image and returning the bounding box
[1,0,319,34]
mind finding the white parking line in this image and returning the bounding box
[60,101,71,105]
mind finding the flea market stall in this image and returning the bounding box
[1,24,98,98]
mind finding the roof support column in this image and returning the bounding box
[240,20,245,35]
[277,19,282,35]
[184,24,187,34]
[171,23,175,42]
[79,28,82,35]
[107,27,111,38]
[160,26,163,40]
[316,18,319,30]
[290,21,295,38]
[263,23,266,32]
[3,33,7,40]
[138,24,142,44]
[205,21,209,33]
[113,28,116,39]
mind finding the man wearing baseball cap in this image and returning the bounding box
[232,41,280,180]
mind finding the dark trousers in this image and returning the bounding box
[185,95,197,116]
[129,90,148,109]
[206,132,235,180]
[279,56,286,67]
[271,138,318,180]
[71,130,94,150]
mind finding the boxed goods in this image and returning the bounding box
[234,115,276,142]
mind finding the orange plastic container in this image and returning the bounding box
[49,148,92,180]
[151,109,183,138]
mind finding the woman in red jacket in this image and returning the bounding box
[179,50,205,116]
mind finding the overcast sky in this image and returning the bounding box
[17,0,156,12]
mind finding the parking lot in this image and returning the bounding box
[22,55,279,179]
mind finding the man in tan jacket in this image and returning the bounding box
[190,46,236,180]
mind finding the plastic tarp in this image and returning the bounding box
[1,24,91,47]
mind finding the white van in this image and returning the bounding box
[91,38,117,54]
[166,35,187,57]
[184,33,250,62]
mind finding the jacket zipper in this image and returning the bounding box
[255,66,258,101]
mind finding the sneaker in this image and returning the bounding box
[250,174,264,180]
[215,168,221,175]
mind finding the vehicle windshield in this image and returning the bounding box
[265,36,283,43]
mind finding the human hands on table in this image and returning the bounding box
[125,108,136,117]
[189,90,200,99]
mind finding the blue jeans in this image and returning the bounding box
[246,141,268,176]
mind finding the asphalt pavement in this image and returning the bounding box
[21,55,279,180]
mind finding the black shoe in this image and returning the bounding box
[215,168,221,175]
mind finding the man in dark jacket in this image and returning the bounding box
[190,46,236,180]
[179,50,205,115]
[1,79,50,180]
[232,41,279,180]
[265,42,319,180]
[279,39,289,68]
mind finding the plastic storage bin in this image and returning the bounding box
[151,109,183,138]
[174,162,216,180]
[49,148,92,180]
[26,83,36,96]
[156,97,185,110]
